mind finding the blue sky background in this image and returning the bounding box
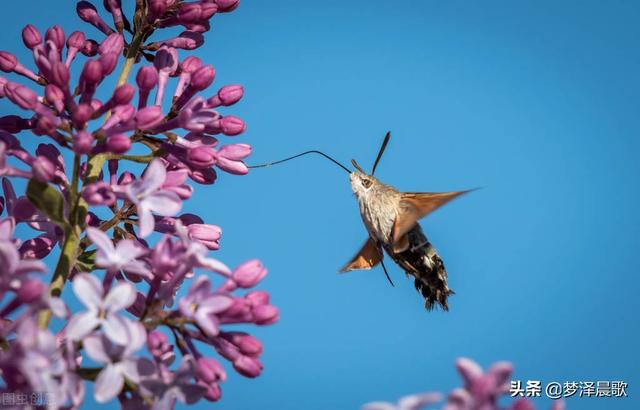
[1,1,639,409]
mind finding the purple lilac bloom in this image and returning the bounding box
[362,359,566,410]
[0,1,278,407]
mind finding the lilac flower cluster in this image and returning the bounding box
[362,358,566,410]
[0,1,278,408]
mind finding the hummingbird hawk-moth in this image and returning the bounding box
[248,132,472,310]
[340,132,472,311]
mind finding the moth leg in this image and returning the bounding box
[380,259,394,287]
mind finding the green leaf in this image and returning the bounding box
[26,179,69,228]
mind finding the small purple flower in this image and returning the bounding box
[125,159,182,237]
[82,181,116,206]
[65,273,136,344]
[140,355,205,408]
[83,320,150,403]
[179,275,232,337]
[87,227,151,279]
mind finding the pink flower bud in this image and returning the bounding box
[77,1,114,34]
[67,31,86,49]
[45,25,66,51]
[107,134,131,154]
[99,33,124,55]
[71,103,93,129]
[224,332,263,357]
[190,64,215,91]
[187,145,217,168]
[253,304,279,325]
[196,357,226,384]
[182,56,203,73]
[201,3,218,19]
[22,24,42,49]
[17,279,45,304]
[154,46,179,74]
[136,66,159,90]
[104,0,124,31]
[218,84,244,106]
[233,356,262,378]
[245,290,269,307]
[177,3,203,23]
[0,115,31,133]
[136,105,165,130]
[200,383,221,402]
[19,235,55,259]
[187,223,221,250]
[189,167,217,185]
[51,62,70,88]
[32,156,56,182]
[147,330,168,353]
[215,0,240,12]
[82,181,116,206]
[160,31,204,50]
[184,21,211,33]
[218,144,251,160]
[233,259,267,288]
[113,83,135,105]
[4,82,38,110]
[81,60,103,86]
[45,85,65,113]
[82,39,100,57]
[0,52,17,72]
[99,52,118,75]
[148,0,169,20]
[72,131,93,155]
[219,116,246,136]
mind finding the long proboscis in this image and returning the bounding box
[247,150,352,174]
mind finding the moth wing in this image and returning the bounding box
[339,237,383,273]
[392,190,473,249]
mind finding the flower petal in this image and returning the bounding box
[104,281,136,312]
[83,334,111,364]
[141,159,168,193]
[94,364,124,403]
[123,320,146,356]
[87,227,116,255]
[455,357,483,386]
[65,311,100,341]
[72,273,103,308]
[196,254,231,275]
[195,309,219,337]
[119,360,140,383]
[145,191,182,216]
[115,239,147,260]
[137,205,155,238]
[102,314,131,345]
[199,294,233,314]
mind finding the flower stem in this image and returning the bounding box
[38,25,149,328]
[38,227,79,328]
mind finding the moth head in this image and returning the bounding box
[349,160,376,196]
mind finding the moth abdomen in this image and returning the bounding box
[386,224,454,311]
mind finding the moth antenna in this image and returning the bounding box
[381,259,394,287]
[371,131,391,176]
[248,150,351,173]
[351,159,365,174]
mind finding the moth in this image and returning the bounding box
[340,132,472,311]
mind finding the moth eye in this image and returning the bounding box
[362,179,372,188]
